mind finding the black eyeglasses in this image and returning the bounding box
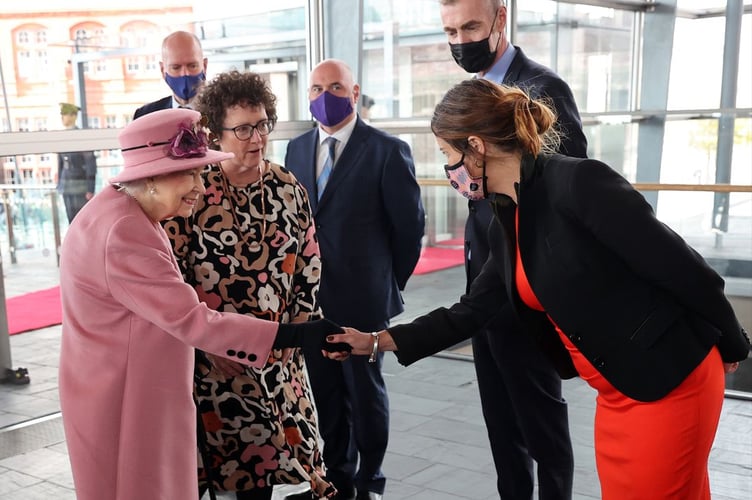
[221,120,274,140]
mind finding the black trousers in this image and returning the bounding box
[303,344,389,496]
[472,320,574,500]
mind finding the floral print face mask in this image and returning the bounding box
[444,153,486,200]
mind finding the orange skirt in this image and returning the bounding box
[561,333,725,500]
[513,214,725,498]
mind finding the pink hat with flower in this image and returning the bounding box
[110,108,233,183]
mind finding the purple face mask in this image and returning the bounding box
[309,91,354,127]
[444,154,486,200]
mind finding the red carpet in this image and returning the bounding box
[434,237,464,247]
[6,286,62,335]
[413,246,465,275]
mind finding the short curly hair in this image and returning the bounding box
[196,70,278,141]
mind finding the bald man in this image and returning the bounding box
[285,59,425,500]
[134,30,207,118]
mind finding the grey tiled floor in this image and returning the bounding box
[0,247,751,499]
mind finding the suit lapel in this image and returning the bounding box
[301,130,322,213]
[317,118,369,207]
[515,154,551,304]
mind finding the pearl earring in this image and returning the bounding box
[149,186,157,195]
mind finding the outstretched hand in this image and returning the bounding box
[323,327,378,360]
[274,318,352,353]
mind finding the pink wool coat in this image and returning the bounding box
[58,186,278,500]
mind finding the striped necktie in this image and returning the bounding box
[317,137,337,200]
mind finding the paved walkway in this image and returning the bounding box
[0,247,750,499]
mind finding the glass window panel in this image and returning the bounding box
[661,119,723,184]
[669,16,725,110]
[17,50,33,78]
[515,0,636,113]
[654,191,751,274]
[362,0,469,120]
[660,118,752,185]
[584,122,639,180]
[419,184,469,246]
[738,14,751,108]
[676,0,739,10]
[668,13,750,110]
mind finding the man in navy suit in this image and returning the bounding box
[133,31,207,119]
[439,0,587,498]
[285,59,425,500]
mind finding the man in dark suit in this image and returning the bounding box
[133,31,207,119]
[439,0,588,498]
[285,59,425,500]
[57,103,97,223]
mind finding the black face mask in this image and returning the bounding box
[448,13,500,73]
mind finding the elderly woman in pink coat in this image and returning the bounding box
[58,108,345,500]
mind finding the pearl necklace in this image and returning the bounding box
[116,185,157,222]
[218,161,268,250]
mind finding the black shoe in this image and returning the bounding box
[1,367,30,385]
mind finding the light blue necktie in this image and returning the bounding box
[317,136,337,200]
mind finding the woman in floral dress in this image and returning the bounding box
[163,70,333,500]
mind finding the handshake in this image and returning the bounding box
[273,318,353,354]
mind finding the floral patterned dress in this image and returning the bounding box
[163,161,332,496]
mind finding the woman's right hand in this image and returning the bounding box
[323,327,397,360]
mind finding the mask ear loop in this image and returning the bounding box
[480,158,489,198]
[469,138,489,199]
[489,8,502,53]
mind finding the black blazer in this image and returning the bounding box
[503,47,587,158]
[133,96,173,119]
[391,154,750,402]
[285,117,425,330]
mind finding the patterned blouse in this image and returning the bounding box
[163,161,332,495]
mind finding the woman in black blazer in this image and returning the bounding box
[324,79,751,498]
